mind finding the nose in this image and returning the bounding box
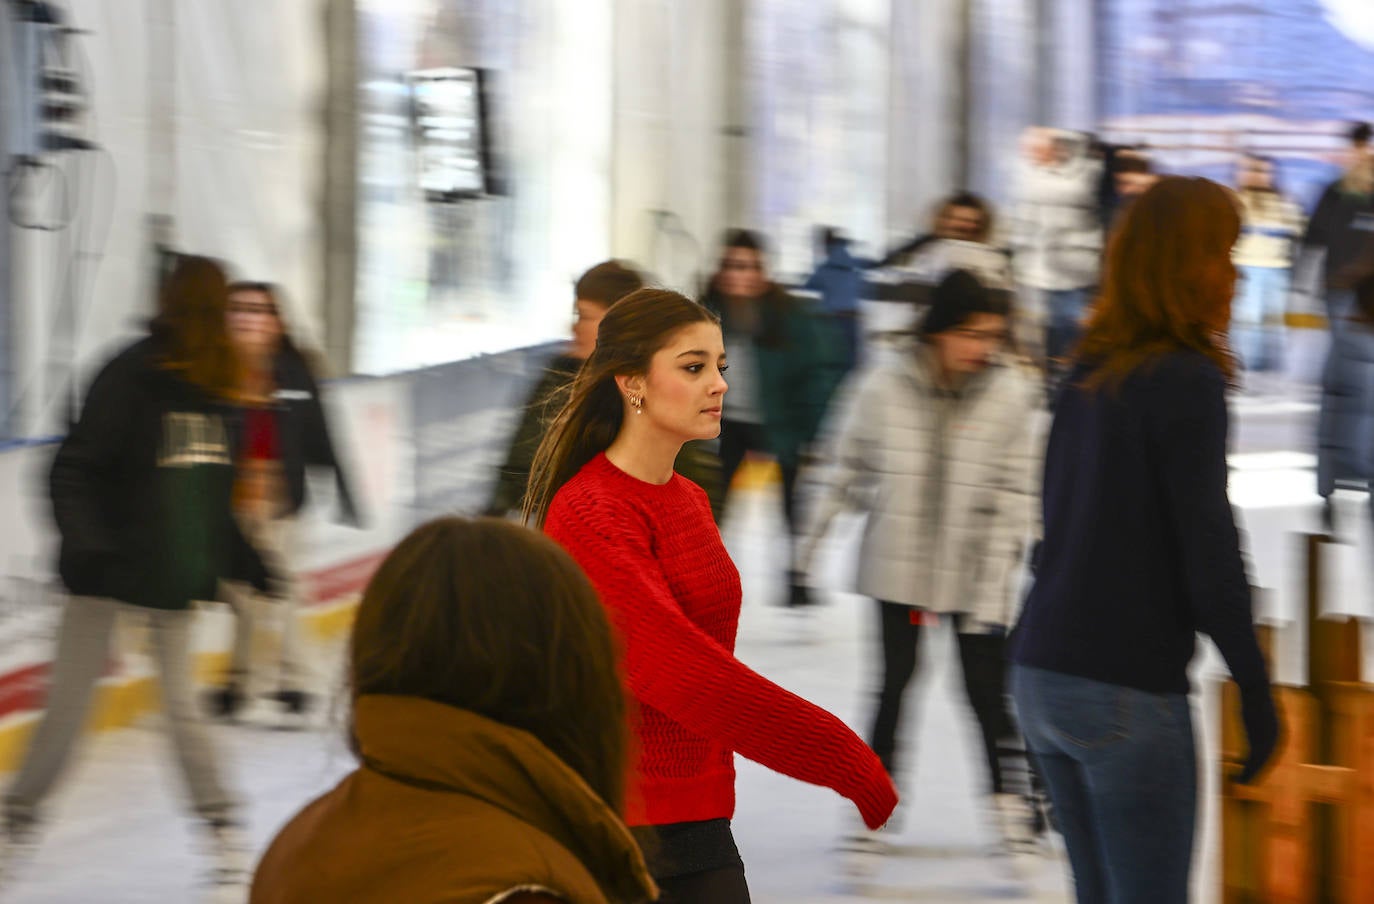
[712,371,728,396]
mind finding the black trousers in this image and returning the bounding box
[631,819,751,904]
[654,867,751,904]
[869,601,1031,797]
[718,419,800,536]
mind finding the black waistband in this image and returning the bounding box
[630,818,742,879]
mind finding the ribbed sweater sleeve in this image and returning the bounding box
[1154,364,1270,691]
[548,487,896,829]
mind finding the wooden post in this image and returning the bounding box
[1220,536,1372,903]
[1222,684,1358,903]
[1326,683,1374,902]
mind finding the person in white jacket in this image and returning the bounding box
[801,269,1043,861]
[1010,128,1104,379]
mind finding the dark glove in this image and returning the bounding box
[1236,683,1281,785]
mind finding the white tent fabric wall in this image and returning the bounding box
[885,0,961,249]
[8,0,330,438]
[746,0,890,279]
[7,1,157,437]
[1043,0,1097,132]
[172,0,329,351]
[968,0,1036,210]
[611,0,733,293]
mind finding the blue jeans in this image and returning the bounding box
[1010,665,1196,904]
[1232,266,1289,371]
[1045,288,1092,364]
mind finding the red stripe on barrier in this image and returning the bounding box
[302,551,388,607]
[0,663,53,721]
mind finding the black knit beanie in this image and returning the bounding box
[918,269,1010,338]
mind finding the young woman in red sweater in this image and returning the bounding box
[525,288,897,903]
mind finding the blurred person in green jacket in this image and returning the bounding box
[702,230,847,606]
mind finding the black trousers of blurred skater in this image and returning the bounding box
[631,819,751,904]
[718,420,800,534]
[870,602,1029,795]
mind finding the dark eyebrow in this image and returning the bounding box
[676,350,709,358]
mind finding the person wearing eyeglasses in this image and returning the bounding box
[701,229,845,607]
[209,281,360,726]
[799,269,1044,872]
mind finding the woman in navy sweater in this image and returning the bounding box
[1008,176,1280,904]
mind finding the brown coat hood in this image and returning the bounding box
[252,695,658,904]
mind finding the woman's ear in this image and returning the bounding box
[613,373,645,398]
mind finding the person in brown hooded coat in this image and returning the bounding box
[251,517,658,904]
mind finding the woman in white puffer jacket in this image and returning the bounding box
[801,269,1043,858]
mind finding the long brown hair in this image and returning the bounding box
[1078,176,1241,390]
[151,255,243,399]
[524,288,718,527]
[350,516,629,810]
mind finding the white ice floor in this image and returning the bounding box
[1,375,1358,903]
[2,487,1085,904]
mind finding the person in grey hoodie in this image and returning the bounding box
[800,270,1043,864]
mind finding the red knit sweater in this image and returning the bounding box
[545,453,896,829]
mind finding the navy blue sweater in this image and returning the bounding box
[1009,352,1269,694]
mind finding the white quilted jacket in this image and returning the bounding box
[802,344,1042,628]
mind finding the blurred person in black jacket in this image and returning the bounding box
[206,282,360,725]
[1300,122,1374,324]
[488,261,723,519]
[1,256,267,889]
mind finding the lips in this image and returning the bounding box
[702,407,723,416]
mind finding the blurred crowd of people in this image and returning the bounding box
[18,118,1374,904]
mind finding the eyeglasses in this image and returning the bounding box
[228,301,278,317]
[948,327,1009,344]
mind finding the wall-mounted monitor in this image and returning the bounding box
[405,67,496,201]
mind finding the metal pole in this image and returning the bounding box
[721,0,750,230]
[955,0,972,189]
[321,0,358,376]
[146,0,175,293]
